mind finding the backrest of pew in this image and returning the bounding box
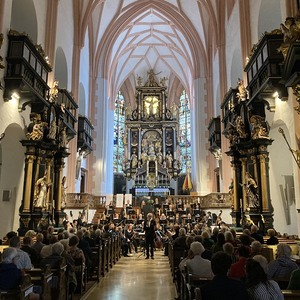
[282,290,300,300]
[0,274,33,300]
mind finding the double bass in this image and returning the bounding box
[155,230,163,249]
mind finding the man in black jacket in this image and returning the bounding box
[144,213,156,259]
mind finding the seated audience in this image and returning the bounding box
[250,225,264,244]
[211,232,225,254]
[267,243,299,280]
[9,236,32,270]
[40,242,64,269]
[201,230,214,251]
[0,248,39,300]
[223,242,237,263]
[250,240,262,258]
[287,268,300,289]
[201,252,249,300]
[225,231,238,247]
[266,229,279,245]
[31,233,45,256]
[68,235,85,263]
[186,241,213,278]
[246,255,283,300]
[228,245,250,280]
[21,236,39,267]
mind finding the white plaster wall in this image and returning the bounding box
[93,77,114,195]
[56,0,74,91]
[225,2,243,88]
[191,77,209,194]
[79,31,90,116]
[33,0,47,44]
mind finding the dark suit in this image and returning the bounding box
[144,219,156,258]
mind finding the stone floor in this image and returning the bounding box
[83,250,176,300]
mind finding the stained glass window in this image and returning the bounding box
[179,90,191,173]
[113,91,125,173]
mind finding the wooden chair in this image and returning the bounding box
[282,290,300,299]
[0,274,34,300]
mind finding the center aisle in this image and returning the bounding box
[84,250,176,300]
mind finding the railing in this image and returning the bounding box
[66,192,231,209]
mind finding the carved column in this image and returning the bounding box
[241,157,247,210]
[23,154,35,212]
[259,153,270,212]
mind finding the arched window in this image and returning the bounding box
[113,91,125,173]
[178,90,191,173]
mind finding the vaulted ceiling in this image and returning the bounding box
[76,0,231,103]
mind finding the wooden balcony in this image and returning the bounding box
[4,31,52,111]
[77,115,94,155]
[57,89,78,139]
[208,117,221,157]
[244,32,287,109]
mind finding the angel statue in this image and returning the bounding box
[49,80,59,103]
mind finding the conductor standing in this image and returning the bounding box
[144,213,156,259]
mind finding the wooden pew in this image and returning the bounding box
[187,274,212,300]
[27,264,53,300]
[282,290,300,299]
[101,239,108,276]
[90,244,102,282]
[74,257,86,295]
[51,259,67,300]
[0,274,34,300]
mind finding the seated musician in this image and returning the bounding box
[153,197,161,216]
[125,224,138,253]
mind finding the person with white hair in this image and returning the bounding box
[144,212,156,259]
[0,248,40,299]
[0,248,22,289]
[267,243,299,281]
[186,241,213,278]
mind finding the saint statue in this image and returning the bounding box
[61,176,67,210]
[34,172,51,209]
[166,151,173,168]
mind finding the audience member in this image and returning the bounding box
[21,236,39,267]
[223,242,237,263]
[268,243,299,280]
[250,240,262,258]
[266,229,279,245]
[9,236,32,270]
[31,233,45,255]
[250,225,264,244]
[228,245,250,280]
[201,252,249,299]
[186,242,213,278]
[246,256,283,299]
[211,232,225,254]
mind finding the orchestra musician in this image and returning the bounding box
[144,213,156,259]
[125,223,138,253]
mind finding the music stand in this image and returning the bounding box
[137,232,146,258]
[160,219,167,225]
[163,204,169,211]
[113,218,120,225]
[136,219,144,225]
[178,210,186,215]
[126,219,134,224]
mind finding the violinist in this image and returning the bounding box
[144,213,156,259]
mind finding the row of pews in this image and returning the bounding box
[0,235,121,300]
[167,239,300,300]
